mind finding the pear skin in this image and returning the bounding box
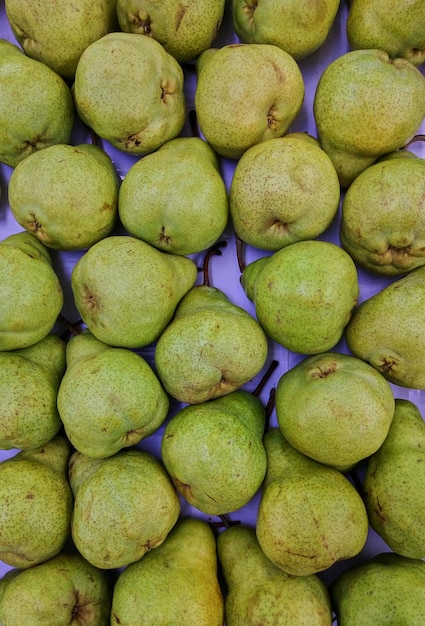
[256,428,369,576]
[218,524,333,625]
[363,399,425,559]
[111,517,224,625]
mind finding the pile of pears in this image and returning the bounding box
[1,0,425,623]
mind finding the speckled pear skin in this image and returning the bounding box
[241,240,359,355]
[313,49,425,188]
[232,0,340,60]
[347,0,425,66]
[73,32,186,156]
[256,428,369,576]
[154,285,269,404]
[330,552,425,625]
[0,552,112,626]
[229,133,340,251]
[8,143,119,251]
[117,0,225,63]
[111,517,224,626]
[71,235,197,349]
[118,136,229,255]
[5,0,118,80]
[0,231,63,352]
[275,351,395,471]
[0,39,74,168]
[161,390,267,515]
[363,399,425,559]
[0,334,66,450]
[57,331,169,459]
[346,265,425,388]
[195,42,304,159]
[0,435,73,569]
[69,448,180,570]
[218,524,333,626]
[340,152,425,275]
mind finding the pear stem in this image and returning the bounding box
[252,360,279,398]
[202,240,227,286]
[210,514,241,529]
[235,233,246,273]
[58,314,83,339]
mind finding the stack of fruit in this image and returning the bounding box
[0,0,425,624]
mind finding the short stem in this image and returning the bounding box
[202,240,227,286]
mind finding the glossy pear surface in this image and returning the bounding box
[229,133,340,250]
[111,517,224,626]
[0,232,63,351]
[233,0,340,60]
[117,0,226,63]
[275,351,395,470]
[313,49,425,187]
[241,240,358,354]
[0,334,66,450]
[71,235,197,348]
[161,390,267,515]
[57,332,169,458]
[195,42,304,159]
[256,428,368,576]
[0,436,73,568]
[346,265,425,388]
[70,449,180,569]
[363,399,425,559]
[8,143,119,251]
[0,552,112,626]
[331,552,425,625]
[0,39,74,168]
[218,524,333,625]
[155,285,269,404]
[118,137,229,255]
[74,32,186,155]
[5,0,118,80]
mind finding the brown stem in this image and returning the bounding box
[403,134,425,149]
[202,240,227,286]
[235,233,246,273]
[58,314,82,338]
[252,360,279,398]
[210,514,241,529]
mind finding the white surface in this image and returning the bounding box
[0,0,424,596]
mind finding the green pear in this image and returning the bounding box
[345,265,425,388]
[0,39,74,168]
[0,552,112,626]
[330,552,425,625]
[161,390,267,515]
[340,151,425,275]
[116,0,226,63]
[313,49,425,188]
[0,231,63,351]
[256,428,369,576]
[195,42,304,159]
[347,0,425,67]
[0,435,73,569]
[363,399,425,559]
[71,235,197,349]
[154,284,269,404]
[241,240,359,355]
[217,524,333,626]
[229,133,340,250]
[57,331,169,459]
[111,517,224,626]
[0,334,66,450]
[73,32,186,156]
[8,143,119,251]
[232,0,340,60]
[118,137,229,255]
[69,448,180,569]
[5,0,118,81]
[275,351,395,471]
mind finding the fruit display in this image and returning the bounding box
[1,0,425,624]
